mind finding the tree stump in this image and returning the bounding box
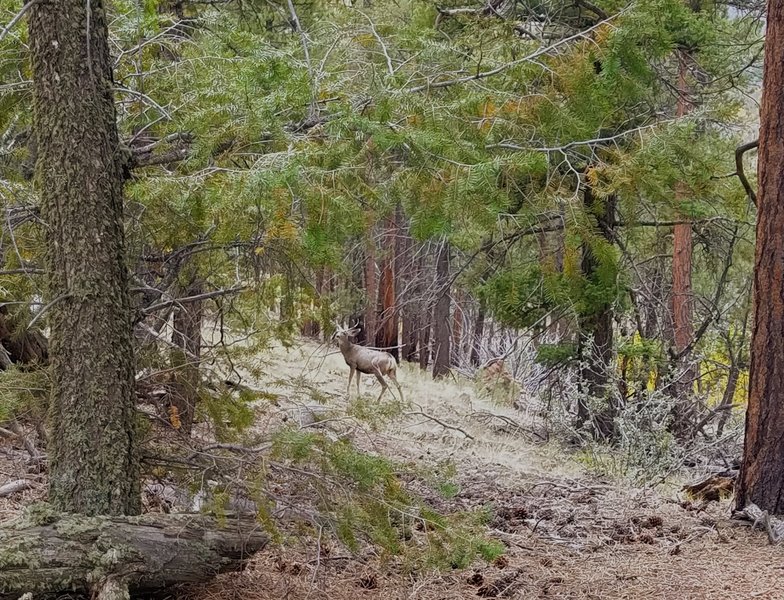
[0,507,268,598]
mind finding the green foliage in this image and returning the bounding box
[199,388,256,441]
[535,343,578,367]
[268,426,504,568]
[0,367,48,423]
[346,393,406,430]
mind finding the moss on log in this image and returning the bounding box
[0,506,267,598]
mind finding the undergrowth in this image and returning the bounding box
[196,426,506,572]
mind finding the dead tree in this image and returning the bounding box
[0,512,267,599]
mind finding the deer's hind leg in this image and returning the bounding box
[387,367,403,402]
[372,369,391,402]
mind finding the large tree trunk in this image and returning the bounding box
[0,512,267,598]
[30,0,139,515]
[576,189,616,438]
[170,277,204,436]
[432,241,451,379]
[736,0,784,515]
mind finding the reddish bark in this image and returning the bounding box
[400,228,419,363]
[365,235,378,343]
[375,216,399,360]
[669,46,697,433]
[736,0,784,514]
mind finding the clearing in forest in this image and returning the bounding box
[175,340,781,600]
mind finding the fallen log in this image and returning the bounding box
[0,506,268,599]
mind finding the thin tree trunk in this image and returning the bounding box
[470,298,486,366]
[715,362,740,439]
[452,291,464,366]
[365,236,378,344]
[669,34,697,433]
[736,0,784,513]
[170,277,203,436]
[300,269,322,338]
[576,189,616,438]
[432,241,451,379]
[399,221,419,363]
[375,216,398,360]
[30,0,139,515]
[417,250,431,370]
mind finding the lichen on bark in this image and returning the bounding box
[28,0,139,515]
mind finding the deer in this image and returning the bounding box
[333,324,403,402]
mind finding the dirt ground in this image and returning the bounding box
[2,340,781,599]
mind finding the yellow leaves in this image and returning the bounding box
[586,166,600,187]
[266,218,298,242]
[700,349,749,407]
[593,23,613,46]
[263,206,299,244]
[168,405,181,430]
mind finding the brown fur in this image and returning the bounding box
[334,327,403,402]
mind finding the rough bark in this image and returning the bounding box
[169,278,204,436]
[30,0,139,514]
[669,27,698,432]
[576,189,616,438]
[432,241,451,379]
[736,0,784,515]
[0,511,268,597]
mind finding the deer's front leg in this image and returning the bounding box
[347,366,355,397]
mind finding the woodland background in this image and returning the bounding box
[0,0,774,597]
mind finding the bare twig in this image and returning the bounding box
[735,138,759,205]
[405,411,475,440]
[405,10,625,93]
[140,286,245,315]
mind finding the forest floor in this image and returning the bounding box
[1,339,781,599]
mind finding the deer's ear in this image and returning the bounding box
[348,327,361,336]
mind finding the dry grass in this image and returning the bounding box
[2,339,782,599]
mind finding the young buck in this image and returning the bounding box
[334,326,403,402]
